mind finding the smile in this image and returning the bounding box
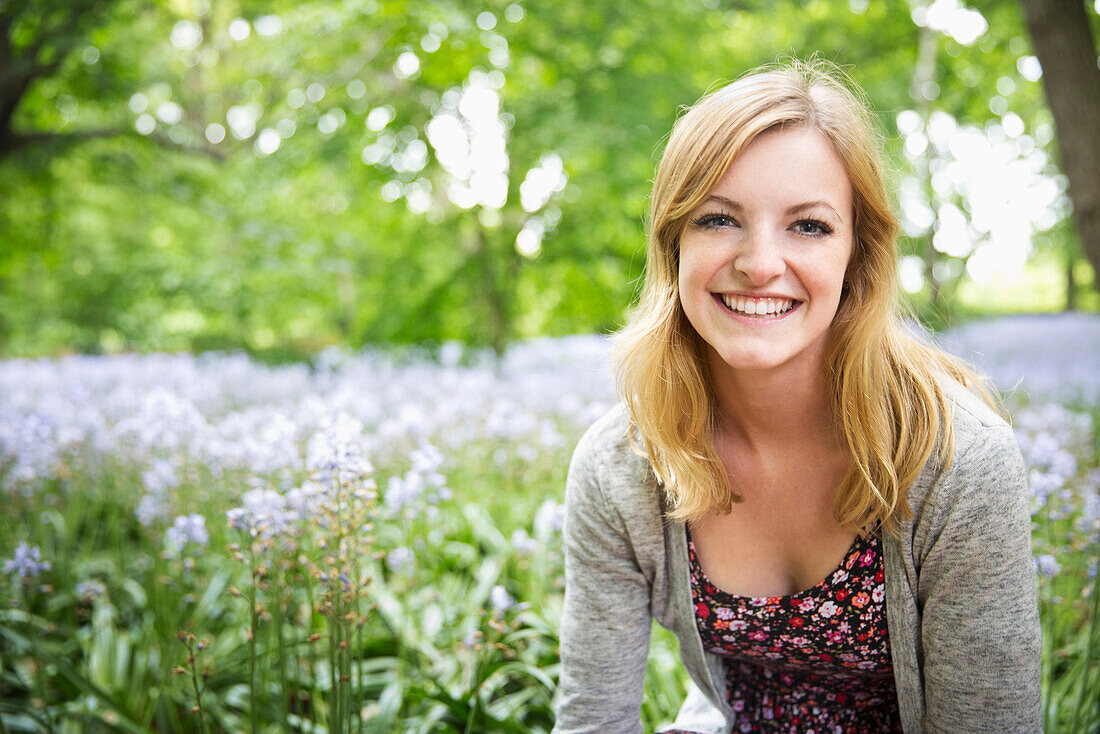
[714,293,799,319]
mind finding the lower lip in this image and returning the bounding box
[712,294,801,324]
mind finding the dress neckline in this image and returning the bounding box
[686,527,877,605]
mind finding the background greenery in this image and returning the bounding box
[1,0,1097,361]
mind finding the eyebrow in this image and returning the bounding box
[701,195,844,222]
[786,200,844,221]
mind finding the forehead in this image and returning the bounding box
[705,126,853,216]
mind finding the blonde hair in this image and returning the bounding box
[612,59,995,536]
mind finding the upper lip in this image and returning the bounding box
[712,291,800,300]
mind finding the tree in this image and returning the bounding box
[0,0,219,160]
[1019,0,1100,286]
[1,0,1091,357]
[0,0,114,157]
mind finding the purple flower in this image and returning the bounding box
[226,488,292,538]
[511,528,538,555]
[1034,554,1061,577]
[385,547,414,574]
[76,579,106,601]
[306,414,373,484]
[1028,470,1064,505]
[166,514,209,551]
[534,499,565,536]
[384,442,448,513]
[3,543,50,579]
[490,584,514,615]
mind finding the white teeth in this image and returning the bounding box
[720,295,794,318]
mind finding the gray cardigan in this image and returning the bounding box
[553,381,1042,733]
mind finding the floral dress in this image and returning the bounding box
[665,530,903,734]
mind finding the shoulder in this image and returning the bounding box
[913,376,1028,524]
[941,376,1010,440]
[571,404,632,461]
[569,404,648,485]
[939,377,1021,472]
[566,404,662,520]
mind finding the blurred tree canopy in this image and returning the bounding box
[0,0,1097,357]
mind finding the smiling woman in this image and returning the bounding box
[553,60,1041,734]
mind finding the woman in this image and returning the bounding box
[553,60,1041,733]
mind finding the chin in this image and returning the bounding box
[709,347,781,373]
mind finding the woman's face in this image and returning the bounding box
[677,126,854,379]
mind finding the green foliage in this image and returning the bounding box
[1,0,1096,356]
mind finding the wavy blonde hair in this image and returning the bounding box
[612,59,994,536]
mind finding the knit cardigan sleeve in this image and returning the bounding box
[552,413,654,734]
[915,415,1042,732]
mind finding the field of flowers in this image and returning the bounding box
[1,314,1098,733]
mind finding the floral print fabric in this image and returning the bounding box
[667,530,902,734]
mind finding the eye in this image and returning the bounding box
[792,218,834,236]
[689,212,739,230]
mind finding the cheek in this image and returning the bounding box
[676,249,710,327]
[803,247,852,299]
[677,242,709,289]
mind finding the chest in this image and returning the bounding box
[690,508,857,598]
[689,449,855,597]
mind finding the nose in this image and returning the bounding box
[733,229,785,285]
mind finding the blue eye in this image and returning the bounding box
[690,213,738,230]
[793,219,833,236]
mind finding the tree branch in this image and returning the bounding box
[0,0,119,144]
[0,126,227,161]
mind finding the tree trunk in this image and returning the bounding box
[1019,0,1100,283]
[1064,248,1077,311]
[474,223,510,359]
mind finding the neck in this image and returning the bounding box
[707,349,839,453]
